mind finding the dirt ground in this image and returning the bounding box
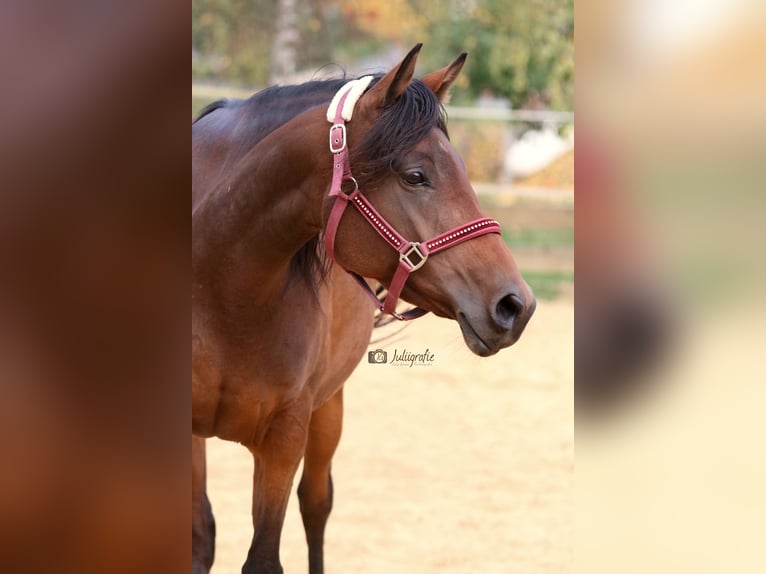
[205,296,573,573]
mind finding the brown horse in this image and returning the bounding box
[192,44,535,574]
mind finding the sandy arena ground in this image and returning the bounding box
[204,295,573,574]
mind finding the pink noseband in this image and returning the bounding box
[323,83,501,321]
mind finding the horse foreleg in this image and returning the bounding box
[297,389,343,574]
[192,435,216,574]
[243,403,311,574]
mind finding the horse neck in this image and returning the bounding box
[193,106,331,300]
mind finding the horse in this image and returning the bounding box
[192,44,536,574]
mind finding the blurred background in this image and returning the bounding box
[577,1,766,572]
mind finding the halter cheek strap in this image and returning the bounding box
[324,79,501,321]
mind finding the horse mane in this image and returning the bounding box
[193,99,229,123]
[195,75,447,298]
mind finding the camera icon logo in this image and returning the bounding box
[367,349,388,364]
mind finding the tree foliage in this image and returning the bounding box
[192,0,573,110]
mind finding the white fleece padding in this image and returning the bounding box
[326,75,373,123]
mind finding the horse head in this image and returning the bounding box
[324,44,535,356]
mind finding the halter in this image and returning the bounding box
[323,78,502,321]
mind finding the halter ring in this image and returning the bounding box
[340,176,359,196]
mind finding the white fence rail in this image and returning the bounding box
[446,107,573,124]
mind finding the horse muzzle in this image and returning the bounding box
[456,288,536,357]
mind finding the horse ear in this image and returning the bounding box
[421,53,467,103]
[361,43,422,111]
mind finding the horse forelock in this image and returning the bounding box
[350,77,448,189]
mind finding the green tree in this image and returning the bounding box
[192,0,335,86]
[410,0,573,109]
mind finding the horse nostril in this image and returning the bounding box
[494,293,524,328]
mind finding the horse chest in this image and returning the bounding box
[192,300,329,440]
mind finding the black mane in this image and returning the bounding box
[193,99,229,123]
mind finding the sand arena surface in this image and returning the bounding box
[205,299,573,573]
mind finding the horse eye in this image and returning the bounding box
[401,171,427,186]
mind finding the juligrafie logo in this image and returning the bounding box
[368,349,388,364]
[368,347,436,367]
[391,348,435,367]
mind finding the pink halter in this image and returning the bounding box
[323,81,501,321]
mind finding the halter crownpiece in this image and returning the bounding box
[325,76,373,122]
[323,79,502,321]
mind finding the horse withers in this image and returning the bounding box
[192,44,535,574]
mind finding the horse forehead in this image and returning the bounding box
[434,133,467,174]
[417,129,460,164]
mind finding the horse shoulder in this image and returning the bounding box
[306,269,375,409]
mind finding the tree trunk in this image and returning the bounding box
[269,0,299,85]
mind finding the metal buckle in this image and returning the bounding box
[329,123,346,153]
[400,242,428,271]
